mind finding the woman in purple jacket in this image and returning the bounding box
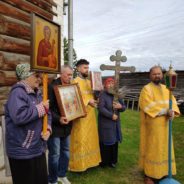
[5,63,52,184]
[98,77,126,168]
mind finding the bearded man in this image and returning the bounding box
[139,66,180,184]
[69,59,101,172]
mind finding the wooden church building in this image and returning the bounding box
[0,0,65,116]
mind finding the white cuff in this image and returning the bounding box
[157,108,167,116]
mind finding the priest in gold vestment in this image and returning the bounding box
[139,66,180,184]
[69,59,101,172]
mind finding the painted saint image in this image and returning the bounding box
[31,14,60,73]
[58,86,83,121]
[37,26,56,68]
[91,71,103,91]
[94,72,103,90]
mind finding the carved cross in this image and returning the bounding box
[100,50,135,102]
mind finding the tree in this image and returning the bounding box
[64,37,78,77]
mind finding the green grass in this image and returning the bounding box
[65,110,184,184]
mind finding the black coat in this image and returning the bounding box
[48,78,72,137]
[98,91,126,144]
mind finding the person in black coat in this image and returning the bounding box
[47,65,73,184]
[98,77,126,168]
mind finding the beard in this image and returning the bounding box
[81,72,88,78]
[106,87,115,94]
[153,79,162,85]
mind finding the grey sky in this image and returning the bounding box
[64,0,184,75]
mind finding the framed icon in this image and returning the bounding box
[31,13,61,73]
[54,83,87,121]
[90,71,103,91]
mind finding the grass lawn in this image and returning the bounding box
[66,110,184,184]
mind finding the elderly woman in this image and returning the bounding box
[5,63,51,184]
[98,77,126,168]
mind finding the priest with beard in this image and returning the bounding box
[138,65,180,184]
[69,59,101,172]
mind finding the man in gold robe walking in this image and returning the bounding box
[69,59,101,172]
[139,66,180,184]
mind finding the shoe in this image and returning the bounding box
[58,177,71,184]
[109,163,116,168]
[48,182,57,184]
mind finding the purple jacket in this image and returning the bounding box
[5,82,52,159]
[98,91,126,145]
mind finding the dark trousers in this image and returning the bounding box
[9,153,48,184]
[100,142,118,166]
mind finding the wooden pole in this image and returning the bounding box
[42,73,48,134]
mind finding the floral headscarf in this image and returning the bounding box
[16,63,34,80]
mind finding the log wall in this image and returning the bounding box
[119,71,184,97]
[103,71,184,111]
[0,0,64,115]
[119,71,184,110]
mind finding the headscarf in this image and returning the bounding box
[16,63,34,80]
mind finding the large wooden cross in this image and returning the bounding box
[100,50,135,102]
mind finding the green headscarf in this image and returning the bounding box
[16,63,34,80]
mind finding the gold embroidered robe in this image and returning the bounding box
[139,82,180,179]
[69,77,101,171]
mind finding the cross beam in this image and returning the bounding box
[100,65,135,72]
[100,50,135,101]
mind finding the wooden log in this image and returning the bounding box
[0,52,56,77]
[0,70,17,87]
[4,0,54,20]
[0,15,31,40]
[0,101,7,115]
[0,71,6,85]
[26,0,57,16]
[0,77,17,87]
[0,52,17,70]
[0,86,11,93]
[0,68,55,87]
[0,87,11,99]
[42,0,57,7]
[0,1,30,23]
[0,99,8,115]
[27,0,51,9]
[0,35,30,55]
[2,70,16,78]
[0,94,8,101]
[0,51,30,70]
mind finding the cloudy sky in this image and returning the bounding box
[64,0,184,75]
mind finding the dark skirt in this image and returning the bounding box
[9,153,48,184]
[99,142,118,167]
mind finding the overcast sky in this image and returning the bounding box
[64,0,184,75]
